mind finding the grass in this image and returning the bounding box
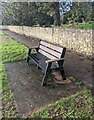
[2,41,27,63]
[0,32,28,63]
[0,31,28,117]
[61,22,94,29]
[31,90,94,119]
[77,22,94,30]
[1,64,19,117]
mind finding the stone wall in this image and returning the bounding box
[6,26,93,58]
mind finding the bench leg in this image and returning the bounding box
[26,48,31,65]
[37,65,41,69]
[26,57,30,64]
[58,61,66,80]
[41,62,52,86]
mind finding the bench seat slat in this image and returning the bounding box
[29,53,48,61]
[40,41,63,53]
[39,45,61,59]
[39,61,59,72]
[29,52,59,71]
[28,54,39,63]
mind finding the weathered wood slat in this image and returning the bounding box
[39,45,61,59]
[40,41,63,53]
[39,49,57,60]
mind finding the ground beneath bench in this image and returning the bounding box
[5,60,84,117]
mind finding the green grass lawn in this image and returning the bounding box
[0,31,94,119]
[62,22,94,29]
[77,22,94,29]
[31,90,94,119]
[0,31,28,117]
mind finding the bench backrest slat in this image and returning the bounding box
[40,45,61,59]
[39,49,58,60]
[40,41,63,53]
[39,41,64,60]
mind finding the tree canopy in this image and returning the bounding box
[2,2,93,26]
[62,2,93,24]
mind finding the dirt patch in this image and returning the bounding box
[65,50,93,86]
[5,60,85,117]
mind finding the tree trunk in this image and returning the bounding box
[52,2,61,26]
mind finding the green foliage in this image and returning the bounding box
[3,2,54,26]
[3,2,93,27]
[62,2,93,24]
[31,90,94,119]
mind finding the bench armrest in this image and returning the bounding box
[28,47,39,53]
[46,58,65,63]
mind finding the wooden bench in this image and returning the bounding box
[26,40,66,86]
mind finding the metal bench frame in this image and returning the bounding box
[26,40,66,86]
